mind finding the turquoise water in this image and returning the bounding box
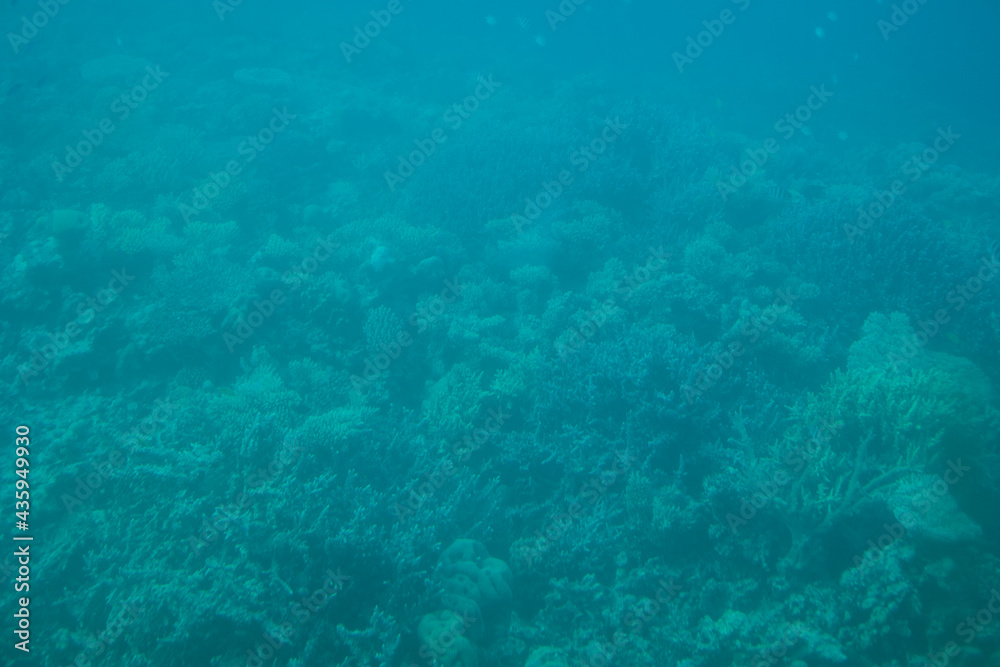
[2,1,999,665]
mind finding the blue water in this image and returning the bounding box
[2,1,999,665]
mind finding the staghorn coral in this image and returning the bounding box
[89,203,184,257]
[772,312,994,571]
[363,305,405,354]
[421,364,489,450]
[300,405,379,453]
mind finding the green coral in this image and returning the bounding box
[183,219,240,249]
[340,213,458,271]
[422,365,489,449]
[774,312,995,570]
[683,233,727,284]
[626,473,699,535]
[724,292,824,370]
[550,199,622,258]
[363,305,405,354]
[410,539,516,667]
[416,539,514,660]
[300,404,378,452]
[488,350,540,416]
[438,539,513,608]
[202,362,302,448]
[417,610,478,667]
[510,264,557,316]
[89,203,183,256]
[525,646,570,667]
[438,591,484,642]
[259,233,302,266]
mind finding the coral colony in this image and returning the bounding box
[3,2,999,666]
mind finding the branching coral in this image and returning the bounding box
[772,312,994,571]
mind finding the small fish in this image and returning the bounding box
[765,184,789,201]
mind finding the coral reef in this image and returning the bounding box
[3,19,998,667]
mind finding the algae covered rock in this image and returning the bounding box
[418,610,478,667]
[439,538,513,607]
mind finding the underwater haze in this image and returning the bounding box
[2,0,1000,665]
